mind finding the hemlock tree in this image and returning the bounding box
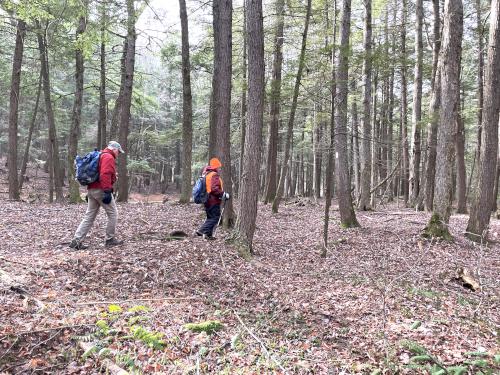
[179,0,193,203]
[37,21,64,203]
[357,0,372,211]
[116,0,137,202]
[7,18,26,201]
[234,0,264,256]
[335,0,359,228]
[263,0,284,204]
[272,0,311,213]
[68,7,87,204]
[466,0,500,242]
[211,0,235,227]
[409,0,423,206]
[424,0,442,212]
[424,0,463,240]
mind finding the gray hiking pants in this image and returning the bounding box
[73,189,118,242]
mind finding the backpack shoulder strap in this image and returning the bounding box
[205,171,215,193]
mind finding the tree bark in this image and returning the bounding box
[466,0,500,242]
[264,0,284,195]
[97,3,107,150]
[8,19,26,201]
[424,0,442,211]
[471,0,484,194]
[409,0,423,206]
[425,0,462,240]
[179,0,193,203]
[400,0,409,205]
[19,71,42,192]
[272,0,311,213]
[116,0,136,202]
[238,1,247,197]
[357,0,372,211]
[322,0,338,255]
[109,39,127,142]
[456,105,467,213]
[37,22,64,202]
[234,0,264,255]
[335,0,359,228]
[212,0,235,227]
[68,10,87,203]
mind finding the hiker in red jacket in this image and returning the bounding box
[196,157,230,240]
[69,141,125,250]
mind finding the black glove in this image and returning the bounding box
[85,194,88,202]
[102,190,112,204]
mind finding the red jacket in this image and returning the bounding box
[203,166,223,206]
[88,148,116,191]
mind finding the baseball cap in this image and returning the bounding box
[108,141,125,153]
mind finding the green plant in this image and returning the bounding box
[184,320,223,334]
[129,325,166,350]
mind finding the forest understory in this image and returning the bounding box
[0,168,499,375]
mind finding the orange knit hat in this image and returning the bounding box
[209,157,222,169]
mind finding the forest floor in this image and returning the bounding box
[0,168,499,374]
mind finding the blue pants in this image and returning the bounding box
[198,204,221,236]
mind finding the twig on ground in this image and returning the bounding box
[234,310,289,375]
[16,323,93,336]
[75,296,198,306]
[0,336,19,362]
[0,257,27,266]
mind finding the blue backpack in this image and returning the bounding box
[192,174,208,204]
[75,150,101,186]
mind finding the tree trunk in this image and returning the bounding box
[472,0,484,194]
[351,80,360,199]
[179,0,193,203]
[456,106,467,213]
[357,0,372,210]
[68,11,87,204]
[370,73,378,208]
[97,3,107,150]
[466,0,500,242]
[335,0,359,228]
[234,0,264,255]
[212,0,235,227]
[400,0,409,204]
[238,2,247,198]
[425,0,462,240]
[109,39,127,142]
[8,19,26,201]
[313,105,322,198]
[37,23,64,202]
[272,0,311,213]
[424,0,442,211]
[19,71,42,191]
[322,0,338,255]
[409,0,423,206]
[116,0,136,202]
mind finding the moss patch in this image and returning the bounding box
[184,320,223,334]
[423,213,452,241]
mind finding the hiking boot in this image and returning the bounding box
[202,234,216,241]
[69,239,88,250]
[105,238,124,247]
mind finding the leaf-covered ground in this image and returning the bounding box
[0,173,499,374]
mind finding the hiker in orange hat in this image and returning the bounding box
[195,157,229,240]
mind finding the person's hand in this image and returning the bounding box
[102,190,113,204]
[222,192,230,201]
